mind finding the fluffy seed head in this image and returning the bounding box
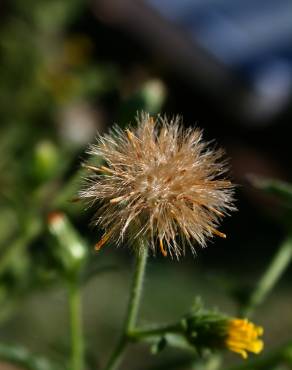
[80,113,235,258]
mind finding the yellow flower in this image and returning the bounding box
[225,318,264,359]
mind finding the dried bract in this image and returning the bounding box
[80,113,235,258]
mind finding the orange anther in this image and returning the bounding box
[159,238,168,257]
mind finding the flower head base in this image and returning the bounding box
[80,113,235,258]
[225,318,264,359]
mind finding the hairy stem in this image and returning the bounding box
[69,276,84,370]
[241,234,292,317]
[125,243,148,332]
[103,241,148,370]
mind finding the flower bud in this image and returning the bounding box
[47,212,87,275]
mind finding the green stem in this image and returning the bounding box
[102,338,127,370]
[128,323,197,354]
[103,240,148,370]
[69,276,84,370]
[125,244,148,332]
[241,234,292,317]
[128,323,182,340]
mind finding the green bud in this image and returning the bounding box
[47,212,87,275]
[141,79,167,114]
[182,309,228,352]
[33,140,60,182]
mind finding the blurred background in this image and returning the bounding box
[1,0,292,369]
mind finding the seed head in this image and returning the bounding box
[80,113,235,258]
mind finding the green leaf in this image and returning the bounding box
[248,175,292,204]
[151,337,167,355]
[0,343,62,370]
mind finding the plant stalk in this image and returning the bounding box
[128,323,182,340]
[103,240,148,370]
[125,243,148,332]
[241,234,292,317]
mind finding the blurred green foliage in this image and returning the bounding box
[0,0,119,331]
[0,1,168,368]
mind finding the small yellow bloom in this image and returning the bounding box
[225,318,264,359]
